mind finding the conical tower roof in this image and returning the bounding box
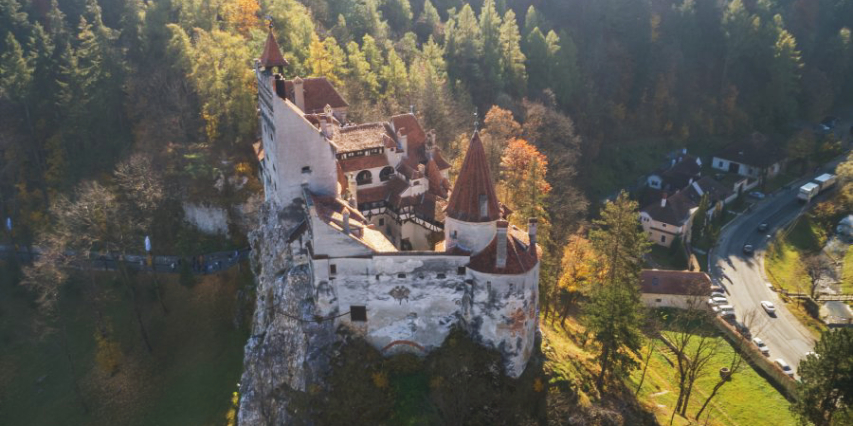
[446,132,500,222]
[259,27,288,69]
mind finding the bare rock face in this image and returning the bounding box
[237,203,336,425]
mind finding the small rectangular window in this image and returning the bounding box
[661,235,666,243]
[330,264,336,275]
[350,306,367,322]
[397,273,406,279]
[379,218,385,226]
[302,166,311,174]
[457,266,466,275]
[437,273,446,279]
[655,298,662,303]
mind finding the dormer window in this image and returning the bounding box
[479,194,488,219]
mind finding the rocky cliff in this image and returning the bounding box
[237,203,336,425]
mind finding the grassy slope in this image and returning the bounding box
[842,247,853,295]
[0,262,250,426]
[541,318,795,426]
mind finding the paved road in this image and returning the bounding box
[710,163,843,375]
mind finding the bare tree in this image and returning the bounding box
[694,309,761,420]
[636,310,662,395]
[803,254,830,299]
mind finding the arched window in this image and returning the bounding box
[356,170,373,185]
[379,166,395,182]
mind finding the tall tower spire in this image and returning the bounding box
[446,131,500,223]
[259,22,288,72]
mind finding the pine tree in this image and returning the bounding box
[585,192,650,389]
[767,19,802,126]
[791,329,853,426]
[444,4,482,93]
[523,5,541,36]
[498,9,526,97]
[525,27,549,95]
[479,0,502,93]
[0,33,33,106]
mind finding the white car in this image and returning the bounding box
[711,291,727,299]
[752,337,770,355]
[749,191,766,199]
[708,297,729,306]
[761,301,776,314]
[775,358,795,377]
[714,305,735,318]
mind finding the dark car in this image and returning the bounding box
[758,223,769,232]
[743,244,754,255]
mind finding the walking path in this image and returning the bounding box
[0,244,251,275]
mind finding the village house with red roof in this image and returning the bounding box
[251,29,540,377]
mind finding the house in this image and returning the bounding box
[640,270,712,309]
[684,176,735,220]
[639,190,699,247]
[647,150,702,192]
[711,132,785,180]
[251,29,540,377]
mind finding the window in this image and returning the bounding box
[330,264,336,275]
[437,273,446,279]
[378,218,385,226]
[655,298,662,303]
[350,306,367,322]
[301,166,311,174]
[356,170,373,185]
[397,273,406,279]
[457,266,466,275]
[379,166,395,182]
[479,194,488,219]
[718,161,723,167]
[661,235,666,243]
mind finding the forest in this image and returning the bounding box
[2,0,853,424]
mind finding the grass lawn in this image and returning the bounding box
[765,216,826,293]
[841,247,853,294]
[0,260,251,426]
[763,170,800,194]
[628,333,796,426]
[648,245,689,270]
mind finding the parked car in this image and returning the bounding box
[734,320,752,339]
[743,244,754,255]
[757,223,769,232]
[775,358,795,377]
[752,337,770,355]
[708,297,729,306]
[714,305,735,318]
[710,291,727,299]
[749,191,766,199]
[761,300,776,315]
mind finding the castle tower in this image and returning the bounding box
[444,131,501,253]
[259,23,288,73]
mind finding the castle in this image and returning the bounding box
[252,28,539,377]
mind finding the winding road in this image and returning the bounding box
[709,165,843,374]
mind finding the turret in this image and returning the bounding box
[259,23,288,74]
[444,131,501,253]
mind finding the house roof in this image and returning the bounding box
[446,132,501,222]
[259,29,288,69]
[467,226,539,274]
[684,176,734,205]
[339,153,390,173]
[641,190,697,225]
[392,114,426,153]
[309,194,397,252]
[714,132,785,168]
[640,270,711,296]
[334,123,393,153]
[658,154,702,190]
[283,77,348,113]
[432,150,452,170]
[427,158,450,198]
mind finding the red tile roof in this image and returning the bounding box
[468,227,538,274]
[432,150,451,170]
[259,29,288,69]
[392,114,426,152]
[446,132,500,222]
[339,154,390,173]
[640,270,711,296]
[334,123,392,153]
[357,186,391,204]
[283,78,348,113]
[426,158,449,198]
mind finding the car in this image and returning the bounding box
[821,116,839,129]
[714,305,735,318]
[761,300,776,314]
[757,223,769,232]
[710,291,727,299]
[752,337,770,355]
[749,191,765,199]
[743,244,754,255]
[734,320,751,339]
[775,358,795,377]
[708,297,729,305]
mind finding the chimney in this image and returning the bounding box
[293,76,305,112]
[426,130,436,159]
[496,220,508,269]
[347,173,357,204]
[417,164,426,178]
[528,218,538,249]
[342,209,350,235]
[661,193,668,208]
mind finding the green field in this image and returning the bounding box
[0,260,251,426]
